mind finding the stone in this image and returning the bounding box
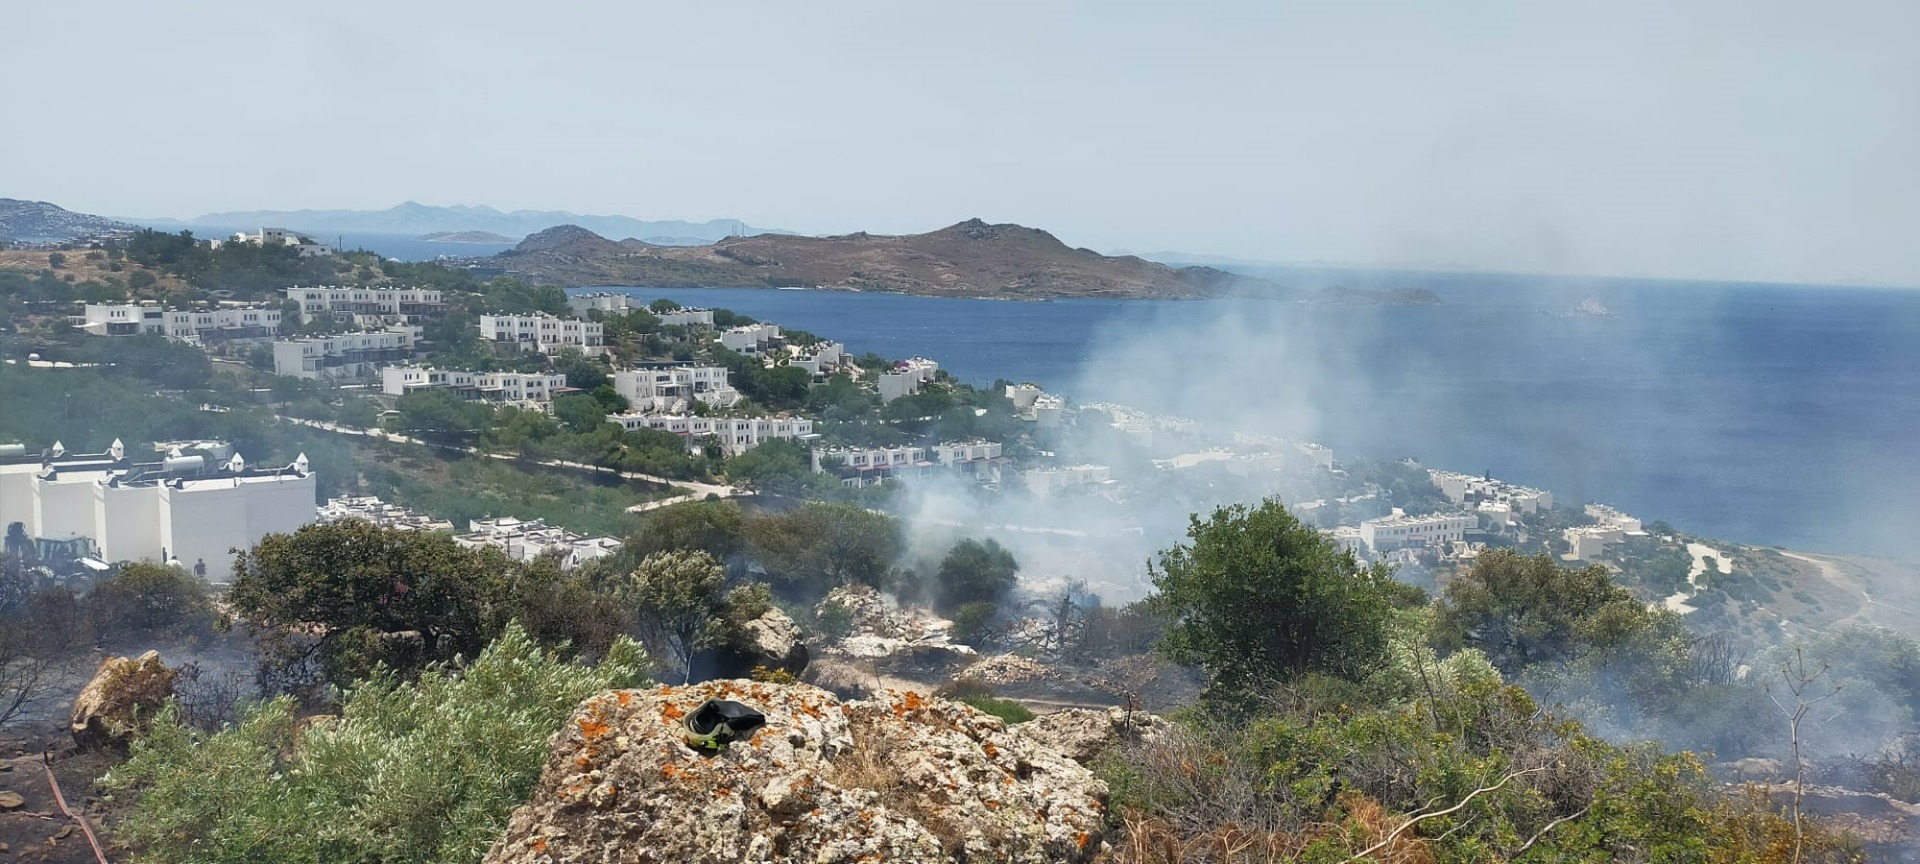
[483,679,1109,864]
[0,790,23,810]
[1015,707,1170,764]
[70,650,177,749]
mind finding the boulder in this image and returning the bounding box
[1015,707,1169,764]
[483,680,1108,864]
[702,609,811,680]
[70,650,176,749]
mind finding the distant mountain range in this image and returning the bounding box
[130,201,791,246]
[0,198,136,245]
[483,219,1284,300]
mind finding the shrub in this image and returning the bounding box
[954,694,1035,725]
[106,623,650,864]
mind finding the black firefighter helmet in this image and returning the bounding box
[682,699,766,751]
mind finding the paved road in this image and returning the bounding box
[278,416,743,510]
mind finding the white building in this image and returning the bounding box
[221,227,332,257]
[317,496,454,532]
[453,516,621,570]
[273,327,415,380]
[567,292,638,316]
[479,313,605,355]
[1022,464,1112,497]
[716,323,783,354]
[607,414,815,456]
[810,445,930,487]
[1,439,315,582]
[284,286,445,325]
[809,440,1006,487]
[611,366,739,413]
[878,357,940,402]
[76,303,282,342]
[1358,509,1477,553]
[787,342,846,377]
[380,366,569,408]
[659,307,716,328]
[1430,470,1554,515]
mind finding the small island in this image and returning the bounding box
[418,230,516,243]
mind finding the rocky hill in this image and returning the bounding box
[0,199,135,245]
[142,201,787,244]
[490,219,1285,300]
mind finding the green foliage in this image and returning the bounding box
[1149,498,1400,696]
[391,390,496,441]
[744,501,901,599]
[934,538,1019,615]
[949,601,1000,647]
[106,623,649,864]
[725,437,836,496]
[621,499,746,564]
[1431,549,1681,677]
[228,520,512,689]
[87,562,216,645]
[955,693,1035,724]
[624,550,729,683]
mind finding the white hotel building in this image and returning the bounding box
[272,327,416,380]
[611,366,740,413]
[0,440,316,583]
[879,357,941,403]
[810,441,1007,487]
[479,313,605,355]
[380,366,570,409]
[1358,510,1477,553]
[77,303,283,342]
[607,414,815,456]
[284,286,445,325]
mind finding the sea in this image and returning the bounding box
[572,274,1920,562]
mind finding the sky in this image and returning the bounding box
[6,0,1918,286]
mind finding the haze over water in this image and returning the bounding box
[594,274,1920,562]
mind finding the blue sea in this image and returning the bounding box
[579,272,1920,561]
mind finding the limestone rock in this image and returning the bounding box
[483,680,1108,864]
[734,608,809,675]
[1015,707,1169,764]
[70,650,176,748]
[0,790,23,810]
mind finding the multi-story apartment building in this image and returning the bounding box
[1358,510,1477,553]
[380,366,569,408]
[715,323,782,353]
[606,414,815,456]
[272,327,415,380]
[284,286,444,324]
[478,313,605,355]
[0,438,315,583]
[879,357,940,402]
[611,365,739,413]
[77,303,282,342]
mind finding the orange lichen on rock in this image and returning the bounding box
[617,691,634,707]
[660,701,685,722]
[578,716,612,740]
[531,837,547,852]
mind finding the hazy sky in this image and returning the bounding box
[7,1,1917,286]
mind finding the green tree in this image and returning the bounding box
[1149,498,1399,695]
[391,390,495,442]
[624,550,728,683]
[934,537,1019,615]
[87,562,216,644]
[106,623,649,864]
[227,520,510,689]
[553,393,608,434]
[744,502,900,598]
[623,499,746,564]
[724,438,832,496]
[1431,549,1672,676]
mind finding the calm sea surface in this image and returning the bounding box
[583,273,1920,560]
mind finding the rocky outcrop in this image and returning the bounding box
[706,609,811,679]
[70,651,176,748]
[1016,707,1170,764]
[816,585,975,674]
[483,680,1108,864]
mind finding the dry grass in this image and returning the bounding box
[825,718,966,854]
